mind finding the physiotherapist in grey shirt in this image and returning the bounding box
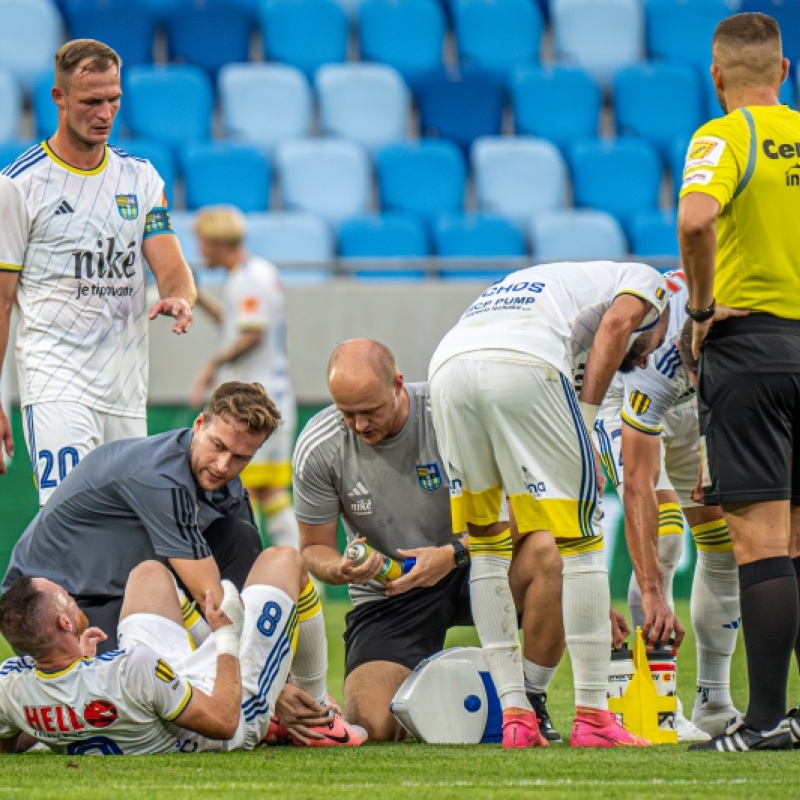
[293,339,565,743]
[3,382,279,652]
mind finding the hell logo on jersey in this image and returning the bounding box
[629,390,651,416]
[83,699,119,728]
[416,463,442,492]
[116,194,139,220]
[24,703,86,733]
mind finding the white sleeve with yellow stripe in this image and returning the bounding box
[0,175,29,275]
[127,646,193,723]
[621,366,682,436]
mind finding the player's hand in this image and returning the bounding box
[79,627,107,659]
[692,306,750,359]
[0,406,13,476]
[385,545,452,596]
[149,296,193,334]
[640,589,685,649]
[274,684,332,745]
[609,607,630,649]
[189,362,216,408]
[339,538,384,584]
[206,581,244,635]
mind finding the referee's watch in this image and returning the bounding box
[451,540,470,568]
[685,299,716,323]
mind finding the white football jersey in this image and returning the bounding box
[429,261,669,380]
[218,255,293,402]
[0,647,231,755]
[0,142,169,417]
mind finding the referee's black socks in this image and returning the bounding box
[739,556,799,731]
[792,555,800,676]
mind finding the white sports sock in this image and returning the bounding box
[523,660,557,695]
[628,534,683,629]
[291,580,328,706]
[563,549,611,710]
[470,553,528,711]
[691,549,739,698]
[266,504,300,549]
[171,576,211,646]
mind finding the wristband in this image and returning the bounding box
[578,401,600,431]
[685,299,716,323]
[214,625,241,659]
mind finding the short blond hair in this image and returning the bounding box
[194,206,247,247]
[203,382,281,438]
[55,39,121,91]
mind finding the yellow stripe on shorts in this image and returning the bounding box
[450,483,504,531]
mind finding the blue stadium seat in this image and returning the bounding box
[453,0,544,76]
[569,137,662,234]
[219,64,311,154]
[415,65,506,154]
[183,142,270,212]
[434,213,525,255]
[645,0,729,75]
[33,72,57,139]
[741,1,800,69]
[530,209,627,260]
[613,63,703,158]
[510,64,601,151]
[168,210,201,266]
[258,0,349,80]
[0,140,37,171]
[377,140,466,223]
[165,1,255,79]
[629,209,678,258]
[124,65,213,149]
[65,1,156,67]
[275,138,371,227]
[472,136,567,231]
[0,0,62,94]
[113,139,176,204]
[339,213,429,256]
[669,134,691,201]
[0,69,22,143]
[316,64,410,153]
[551,0,644,89]
[247,211,333,282]
[358,0,446,88]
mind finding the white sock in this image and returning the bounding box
[523,660,557,695]
[563,549,611,710]
[291,580,328,706]
[172,576,211,646]
[470,551,528,711]
[266,504,301,549]
[628,526,683,630]
[691,549,739,701]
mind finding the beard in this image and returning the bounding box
[618,334,651,373]
[76,608,89,638]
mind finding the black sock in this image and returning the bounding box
[792,556,800,679]
[739,556,799,731]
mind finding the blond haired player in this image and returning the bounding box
[190,206,298,550]
[0,39,196,503]
[429,261,670,748]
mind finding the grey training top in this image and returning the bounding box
[292,382,455,605]
[3,429,252,598]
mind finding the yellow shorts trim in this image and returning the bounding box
[240,461,292,490]
[691,519,733,553]
[450,483,504,530]
[658,503,684,538]
[508,493,601,540]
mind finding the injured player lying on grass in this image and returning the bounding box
[0,547,365,755]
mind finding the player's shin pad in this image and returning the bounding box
[563,546,611,709]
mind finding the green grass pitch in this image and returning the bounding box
[1,599,800,799]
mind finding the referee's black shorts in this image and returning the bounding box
[698,313,800,506]
[343,567,472,676]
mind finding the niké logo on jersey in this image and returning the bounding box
[73,237,137,299]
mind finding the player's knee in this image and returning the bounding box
[519,532,563,580]
[129,560,171,588]
[345,701,406,742]
[249,546,304,591]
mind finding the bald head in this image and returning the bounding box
[712,12,785,92]
[327,340,407,445]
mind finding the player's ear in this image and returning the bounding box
[193,413,206,433]
[51,86,66,109]
[56,614,73,634]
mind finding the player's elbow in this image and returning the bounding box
[205,709,241,740]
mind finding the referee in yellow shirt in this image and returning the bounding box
[679,12,800,752]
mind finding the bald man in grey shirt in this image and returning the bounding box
[294,339,565,742]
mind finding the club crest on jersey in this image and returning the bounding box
[116,194,139,220]
[155,659,177,683]
[629,390,651,415]
[416,463,442,492]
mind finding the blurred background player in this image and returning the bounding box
[191,206,298,550]
[294,339,565,742]
[0,39,196,502]
[594,270,742,739]
[429,261,671,749]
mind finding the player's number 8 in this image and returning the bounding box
[257,601,282,637]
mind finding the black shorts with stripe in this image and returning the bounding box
[698,313,800,506]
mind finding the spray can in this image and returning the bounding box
[647,644,677,730]
[606,645,635,723]
[346,542,416,584]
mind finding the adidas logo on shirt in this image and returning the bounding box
[54,200,74,216]
[348,482,372,514]
[348,482,369,497]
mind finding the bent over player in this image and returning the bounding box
[429,261,670,748]
[0,547,364,754]
[0,39,196,501]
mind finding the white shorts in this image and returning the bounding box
[240,396,296,490]
[429,354,602,549]
[22,401,146,505]
[117,585,297,750]
[594,399,700,508]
